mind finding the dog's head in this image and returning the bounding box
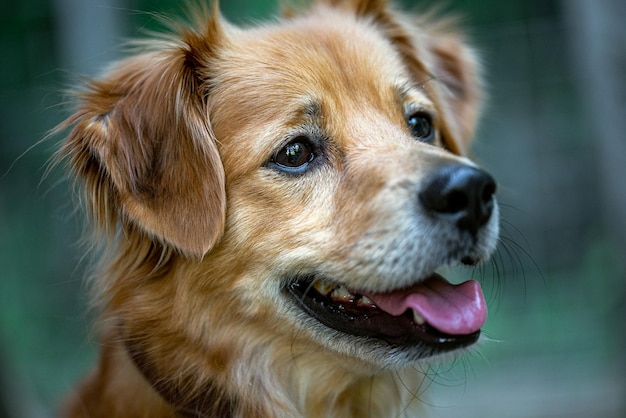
[60,0,498,411]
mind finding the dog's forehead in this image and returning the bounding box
[210,12,434,170]
[228,16,426,105]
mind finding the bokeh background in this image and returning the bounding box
[1,0,624,416]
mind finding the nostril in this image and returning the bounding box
[444,190,469,214]
[419,164,497,234]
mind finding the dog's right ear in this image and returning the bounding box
[58,17,227,258]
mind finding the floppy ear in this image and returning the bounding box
[59,30,226,257]
[419,26,482,154]
[321,0,388,16]
[329,0,482,154]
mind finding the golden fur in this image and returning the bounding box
[57,0,498,417]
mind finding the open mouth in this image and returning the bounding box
[286,273,486,351]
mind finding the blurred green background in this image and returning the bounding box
[1,0,624,417]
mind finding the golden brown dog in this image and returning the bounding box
[57,0,499,416]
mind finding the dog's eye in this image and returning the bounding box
[271,138,314,172]
[407,112,435,143]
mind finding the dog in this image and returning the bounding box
[57,0,499,416]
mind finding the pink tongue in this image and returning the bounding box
[363,274,487,335]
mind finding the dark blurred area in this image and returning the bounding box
[0,0,624,416]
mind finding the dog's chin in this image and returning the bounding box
[283,267,487,365]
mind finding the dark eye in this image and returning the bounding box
[407,112,435,143]
[271,138,314,172]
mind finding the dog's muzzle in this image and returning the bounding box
[285,163,498,356]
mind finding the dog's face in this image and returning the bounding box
[60,0,499,412]
[205,5,498,366]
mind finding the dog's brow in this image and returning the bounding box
[302,100,322,119]
[396,81,414,99]
[397,77,437,98]
[396,82,435,114]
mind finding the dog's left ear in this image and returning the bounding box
[418,27,482,155]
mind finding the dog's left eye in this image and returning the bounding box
[271,138,314,173]
[407,112,435,143]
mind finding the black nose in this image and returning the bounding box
[419,164,497,234]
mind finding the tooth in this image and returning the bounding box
[313,280,336,296]
[357,295,375,307]
[413,310,426,325]
[330,286,354,302]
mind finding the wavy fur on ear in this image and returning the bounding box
[56,15,227,258]
[403,13,483,154]
[321,0,389,16]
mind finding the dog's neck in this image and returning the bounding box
[125,336,234,417]
[122,332,426,417]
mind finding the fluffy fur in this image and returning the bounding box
[57,0,498,417]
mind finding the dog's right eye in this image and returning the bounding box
[270,138,315,173]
